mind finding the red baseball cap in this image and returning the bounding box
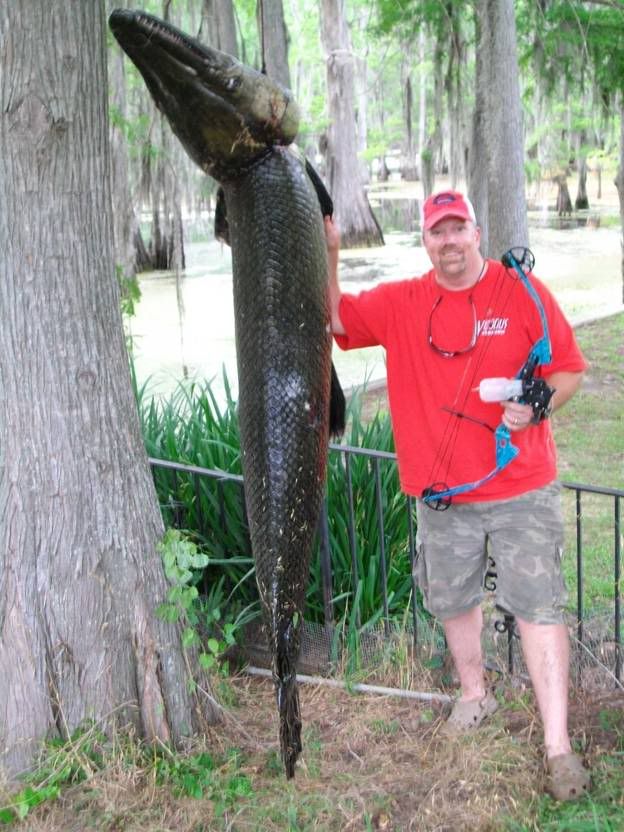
[422,190,477,230]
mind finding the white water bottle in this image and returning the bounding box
[478,377,524,402]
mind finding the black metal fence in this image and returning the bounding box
[149,443,623,683]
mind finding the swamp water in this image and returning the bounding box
[129,196,623,403]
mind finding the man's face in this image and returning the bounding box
[423,217,481,285]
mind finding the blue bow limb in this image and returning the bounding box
[422,425,519,506]
[423,248,553,508]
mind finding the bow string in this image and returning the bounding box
[422,247,553,510]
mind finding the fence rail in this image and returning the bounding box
[149,444,623,683]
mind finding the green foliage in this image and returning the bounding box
[518,1,624,102]
[0,724,106,825]
[155,528,256,673]
[0,732,253,827]
[138,374,420,632]
[115,264,141,319]
[152,747,253,813]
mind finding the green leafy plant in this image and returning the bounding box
[156,529,257,674]
[152,748,253,814]
[0,724,106,825]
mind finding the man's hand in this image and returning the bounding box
[501,400,534,431]
[325,217,346,335]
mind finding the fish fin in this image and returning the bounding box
[330,363,346,438]
[214,187,230,246]
[305,158,333,218]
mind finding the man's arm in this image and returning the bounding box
[325,216,346,335]
[545,370,585,413]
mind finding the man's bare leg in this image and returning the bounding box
[442,606,487,701]
[515,617,572,757]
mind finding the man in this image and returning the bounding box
[325,190,590,801]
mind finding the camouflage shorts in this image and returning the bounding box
[414,481,567,625]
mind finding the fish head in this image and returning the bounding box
[109,9,300,180]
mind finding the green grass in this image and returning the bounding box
[554,311,623,489]
[3,683,621,831]
[551,312,624,618]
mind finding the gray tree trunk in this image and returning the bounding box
[201,0,238,57]
[0,0,219,778]
[320,0,383,248]
[402,69,419,181]
[575,133,589,210]
[257,0,290,87]
[418,29,427,178]
[107,0,142,280]
[480,0,528,258]
[424,34,446,190]
[614,101,624,303]
[468,5,490,253]
[446,9,466,189]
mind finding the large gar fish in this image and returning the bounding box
[109,9,344,777]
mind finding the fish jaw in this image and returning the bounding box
[108,9,300,179]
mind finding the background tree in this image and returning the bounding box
[320,0,384,247]
[257,0,291,86]
[0,0,219,778]
[477,0,528,257]
[107,0,146,280]
[201,0,239,56]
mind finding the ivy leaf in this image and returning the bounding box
[182,628,198,648]
[199,653,216,669]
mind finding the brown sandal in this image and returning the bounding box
[441,692,498,735]
[546,752,591,801]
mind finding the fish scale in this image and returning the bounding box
[225,151,331,774]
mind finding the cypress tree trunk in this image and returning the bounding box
[614,102,624,304]
[481,0,528,257]
[0,0,219,778]
[257,0,290,86]
[468,5,490,253]
[201,0,238,57]
[575,155,589,210]
[320,0,383,248]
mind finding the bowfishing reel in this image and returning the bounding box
[478,370,555,423]
[516,366,555,423]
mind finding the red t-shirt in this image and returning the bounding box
[335,260,588,501]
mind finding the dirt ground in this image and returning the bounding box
[224,675,624,830]
[23,671,622,832]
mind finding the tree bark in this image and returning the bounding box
[257,0,290,87]
[445,6,466,189]
[417,29,427,179]
[614,100,624,303]
[480,0,528,258]
[402,70,419,181]
[320,0,383,248]
[575,145,590,210]
[468,5,490,253]
[0,0,219,778]
[201,0,238,57]
[554,173,573,216]
[106,0,141,283]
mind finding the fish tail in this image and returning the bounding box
[274,618,303,777]
[277,671,302,778]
